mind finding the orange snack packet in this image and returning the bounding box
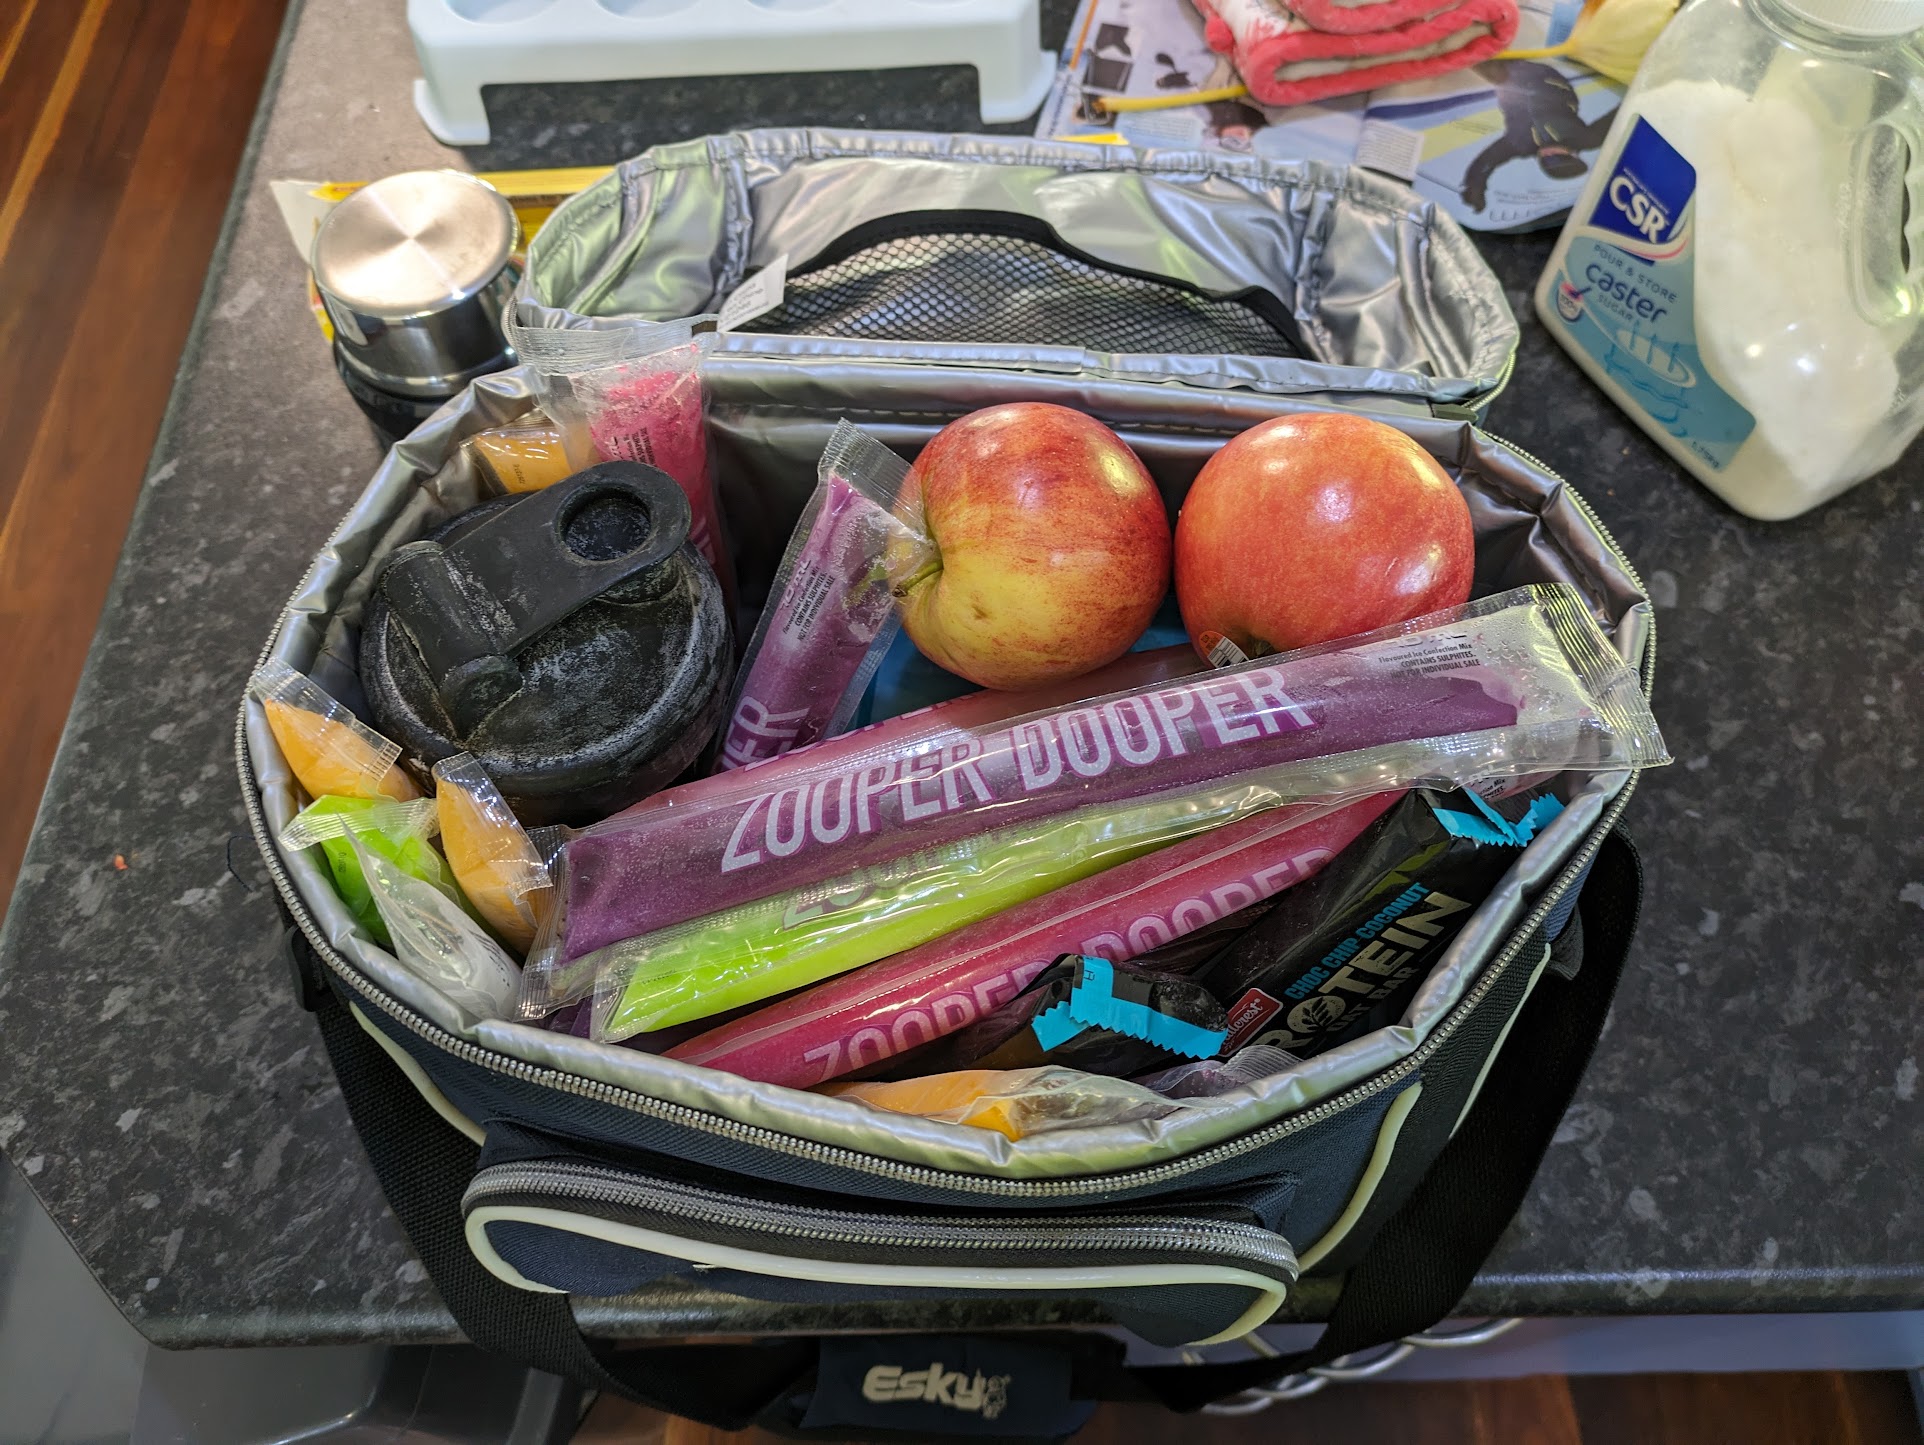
[467,424,576,494]
[433,753,552,953]
[251,661,420,802]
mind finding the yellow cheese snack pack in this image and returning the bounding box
[433,752,553,953]
[250,661,420,802]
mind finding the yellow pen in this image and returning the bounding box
[1096,83,1252,115]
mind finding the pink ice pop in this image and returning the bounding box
[666,791,1399,1087]
[586,352,735,608]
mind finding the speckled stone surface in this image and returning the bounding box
[0,0,1918,1352]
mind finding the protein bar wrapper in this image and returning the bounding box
[1200,787,1565,1058]
[902,954,1231,1080]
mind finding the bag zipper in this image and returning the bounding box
[465,1159,1298,1274]
[1482,428,1658,693]
[235,441,1651,1203]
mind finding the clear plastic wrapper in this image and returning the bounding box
[465,423,576,494]
[558,584,1667,962]
[517,645,1204,1025]
[667,793,1395,1087]
[522,827,594,1037]
[433,753,553,954]
[569,786,1242,1042]
[1201,786,1565,1058]
[348,832,522,1020]
[717,423,916,771]
[249,661,420,802]
[280,796,453,949]
[821,1066,1184,1141]
[1139,1045,1304,1100]
[610,643,1201,831]
[522,318,735,607]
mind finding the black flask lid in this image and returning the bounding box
[362,461,731,826]
[381,462,691,734]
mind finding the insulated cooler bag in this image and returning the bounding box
[241,131,1651,1433]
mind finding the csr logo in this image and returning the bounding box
[862,1362,1011,1419]
[1608,173,1672,243]
[1589,118,1693,249]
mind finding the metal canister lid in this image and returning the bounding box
[313,170,519,396]
[314,170,516,317]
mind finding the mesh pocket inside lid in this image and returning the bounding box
[737,216,1306,358]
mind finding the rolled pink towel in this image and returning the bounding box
[1193,0,1520,106]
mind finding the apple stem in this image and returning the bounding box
[893,557,944,597]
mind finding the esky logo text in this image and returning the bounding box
[863,1362,1011,1419]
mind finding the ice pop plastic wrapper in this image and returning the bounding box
[520,317,736,607]
[250,661,420,802]
[543,647,1203,975]
[546,784,1256,1041]
[558,583,1666,963]
[517,644,1205,1027]
[716,423,916,771]
[433,753,553,954]
[821,1066,1183,1141]
[280,796,456,949]
[347,833,522,1020]
[666,793,1396,1086]
[622,643,1200,828]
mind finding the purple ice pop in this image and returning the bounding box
[559,639,1526,961]
[717,475,899,771]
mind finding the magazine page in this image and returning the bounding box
[1358,0,1625,231]
[1035,0,1625,233]
[1035,0,1366,169]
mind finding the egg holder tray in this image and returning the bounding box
[409,0,1058,145]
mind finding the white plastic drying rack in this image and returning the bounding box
[409,0,1059,146]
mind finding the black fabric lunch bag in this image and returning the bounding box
[240,131,1654,1435]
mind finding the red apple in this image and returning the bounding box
[1175,413,1474,658]
[894,403,1172,691]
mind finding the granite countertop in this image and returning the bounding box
[1,0,1920,1351]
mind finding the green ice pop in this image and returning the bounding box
[589,788,1261,1042]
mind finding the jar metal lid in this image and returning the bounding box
[312,170,518,320]
[1774,0,1924,32]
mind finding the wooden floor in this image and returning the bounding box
[579,1370,1924,1444]
[0,0,288,909]
[1,3,1919,1442]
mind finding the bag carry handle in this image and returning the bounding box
[303,829,1639,1431]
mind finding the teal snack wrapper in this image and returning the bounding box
[899,954,1229,1080]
